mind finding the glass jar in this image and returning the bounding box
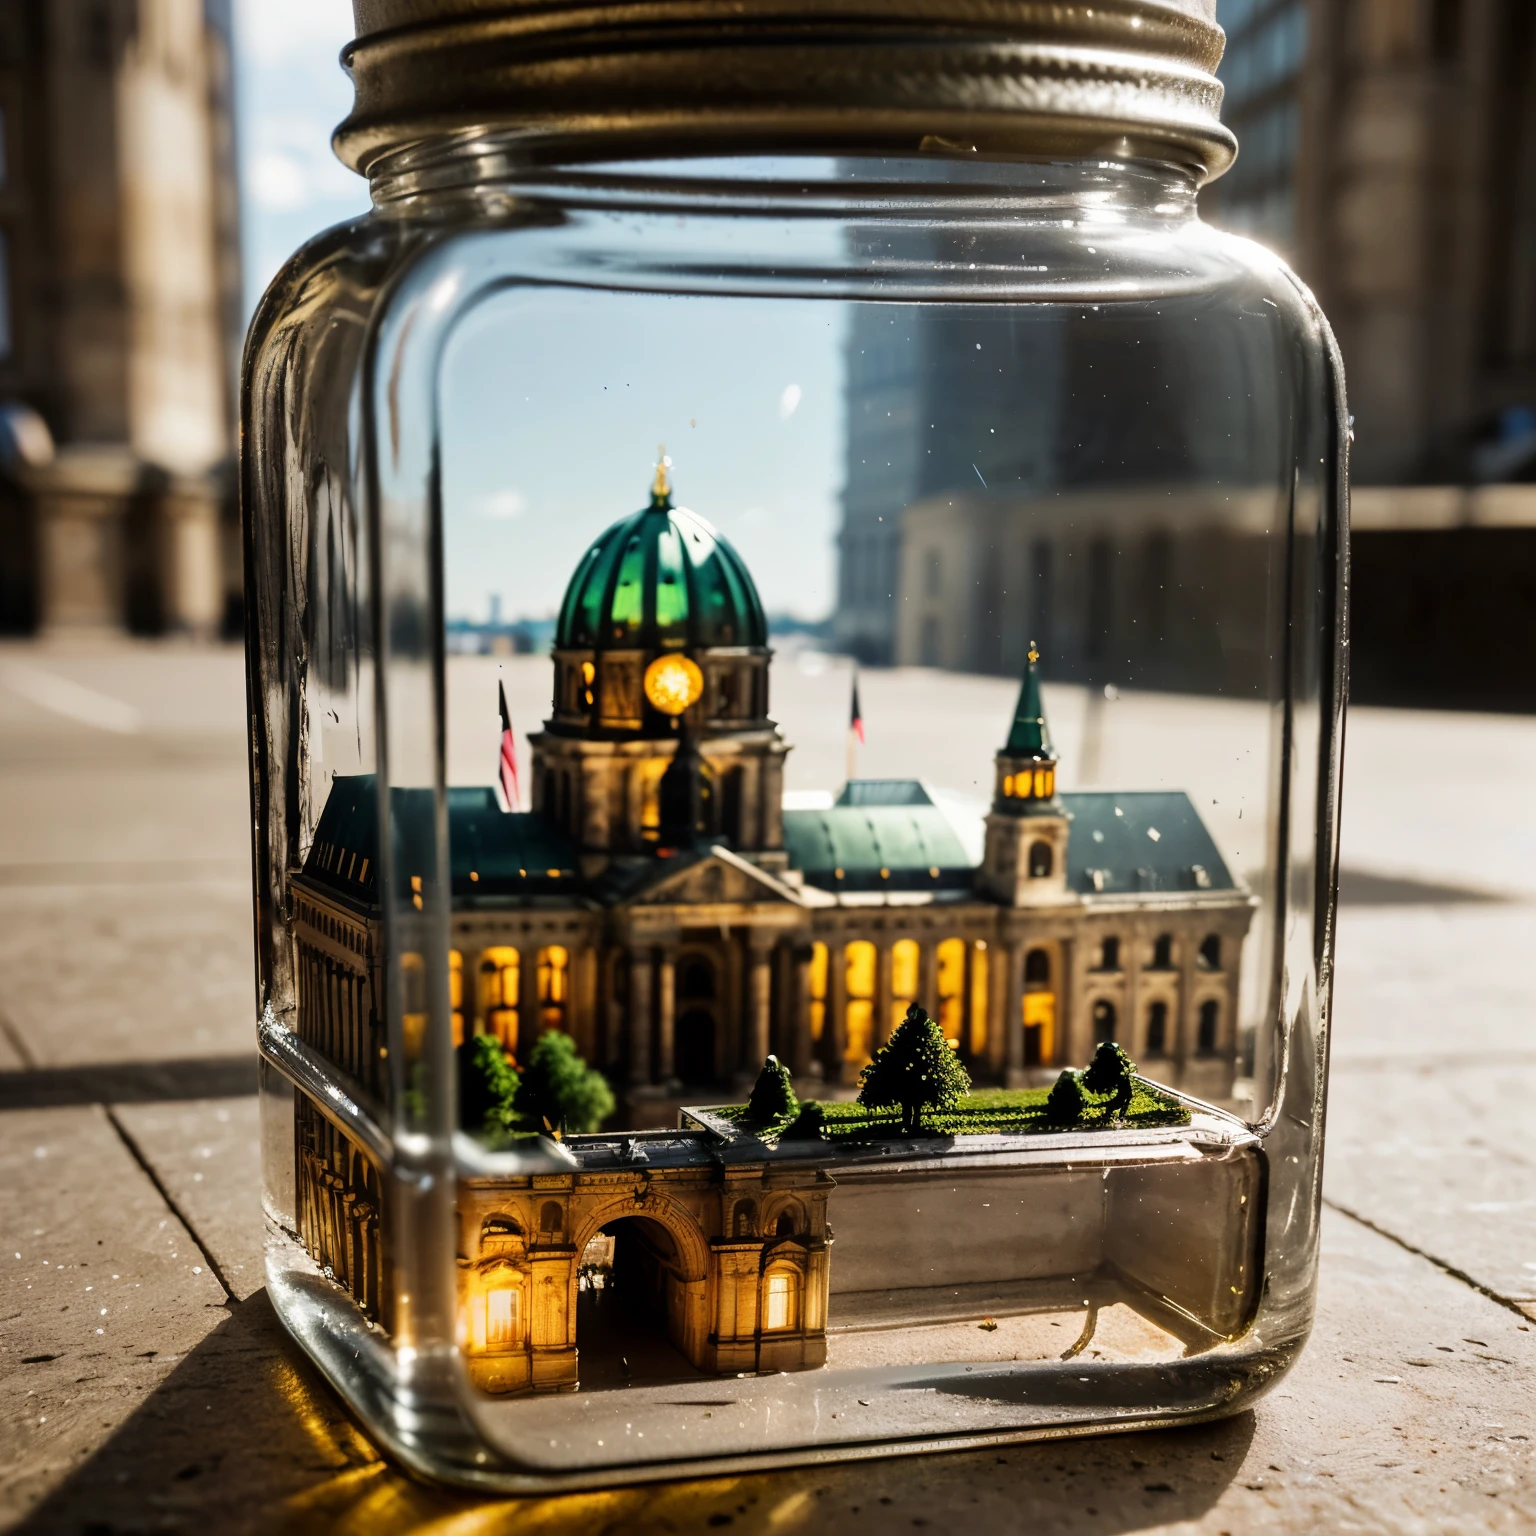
[242,0,1346,1491]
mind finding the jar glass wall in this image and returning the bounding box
[243,147,1345,1489]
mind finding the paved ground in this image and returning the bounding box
[2,637,1535,1534]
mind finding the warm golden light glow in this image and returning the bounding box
[644,653,704,716]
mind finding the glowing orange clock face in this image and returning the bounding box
[643,653,704,716]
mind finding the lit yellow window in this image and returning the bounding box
[1002,773,1014,797]
[479,947,520,1050]
[486,1286,518,1349]
[890,938,919,1036]
[1023,991,1056,1062]
[764,1269,799,1331]
[637,757,669,840]
[969,941,989,1057]
[844,941,875,1065]
[1035,769,1049,797]
[808,941,828,1042]
[538,945,570,1032]
[936,937,966,1045]
[581,659,596,708]
[449,950,464,1048]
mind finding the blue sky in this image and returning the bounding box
[231,1,845,624]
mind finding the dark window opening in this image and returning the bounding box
[1098,936,1120,972]
[676,1007,715,1083]
[1092,1000,1117,1044]
[1152,933,1173,970]
[1198,1000,1220,1055]
[1024,948,1050,985]
[775,1211,797,1238]
[539,1201,563,1235]
[680,957,715,1000]
[1028,840,1053,879]
[1146,1000,1168,1056]
[1198,934,1222,971]
[732,1200,755,1238]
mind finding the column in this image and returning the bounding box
[628,947,654,1085]
[573,943,598,1061]
[746,937,773,1074]
[1004,939,1027,1087]
[874,939,893,1047]
[790,943,813,1077]
[738,756,763,850]
[1175,928,1197,1088]
[826,941,849,1084]
[918,939,937,1019]
[657,943,678,1085]
[602,950,625,1067]
[461,945,484,1040]
[518,941,541,1062]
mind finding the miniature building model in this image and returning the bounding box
[285,463,1255,1354]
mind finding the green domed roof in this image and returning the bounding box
[555,476,767,652]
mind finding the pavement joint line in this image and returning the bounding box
[1323,1194,1535,1323]
[102,1102,239,1306]
[0,1005,37,1068]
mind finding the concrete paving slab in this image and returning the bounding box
[0,1105,233,1526]
[5,1208,1533,1535]
[110,1098,265,1303]
[0,883,253,1066]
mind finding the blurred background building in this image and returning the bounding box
[0,0,242,638]
[838,0,1536,709]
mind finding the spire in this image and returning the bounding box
[1004,641,1053,758]
[651,444,672,507]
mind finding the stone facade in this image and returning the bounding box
[0,0,241,635]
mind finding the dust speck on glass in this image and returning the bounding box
[242,0,1346,1492]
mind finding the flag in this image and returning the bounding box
[497,680,521,812]
[846,668,864,786]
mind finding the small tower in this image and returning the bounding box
[978,643,1074,906]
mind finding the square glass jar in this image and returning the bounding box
[243,144,1346,1489]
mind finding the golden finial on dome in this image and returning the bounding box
[1028,640,1040,666]
[652,444,672,501]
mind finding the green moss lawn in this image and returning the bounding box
[709,1079,1190,1141]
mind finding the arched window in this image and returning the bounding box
[680,956,716,1000]
[1092,999,1117,1044]
[479,947,520,1049]
[1022,948,1054,1066]
[1198,1000,1220,1055]
[732,1199,755,1238]
[1152,934,1173,970]
[538,945,569,1032]
[1098,936,1120,972]
[844,942,876,1065]
[775,1209,798,1238]
[808,942,829,1044]
[1145,1000,1168,1055]
[936,938,967,1046]
[539,1201,563,1236]
[1028,840,1053,879]
[763,1267,800,1331]
[1198,934,1222,972]
[890,939,920,1037]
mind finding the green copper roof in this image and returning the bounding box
[555,483,767,652]
[1004,644,1053,758]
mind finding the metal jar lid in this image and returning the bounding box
[338,0,1232,181]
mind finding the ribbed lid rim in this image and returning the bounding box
[338,0,1232,180]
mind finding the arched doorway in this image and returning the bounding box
[574,1212,707,1389]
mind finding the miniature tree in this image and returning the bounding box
[857,1002,972,1134]
[1082,1040,1137,1119]
[514,1030,616,1136]
[1045,1068,1088,1126]
[746,1054,797,1126]
[780,1100,828,1142]
[457,1033,520,1141]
